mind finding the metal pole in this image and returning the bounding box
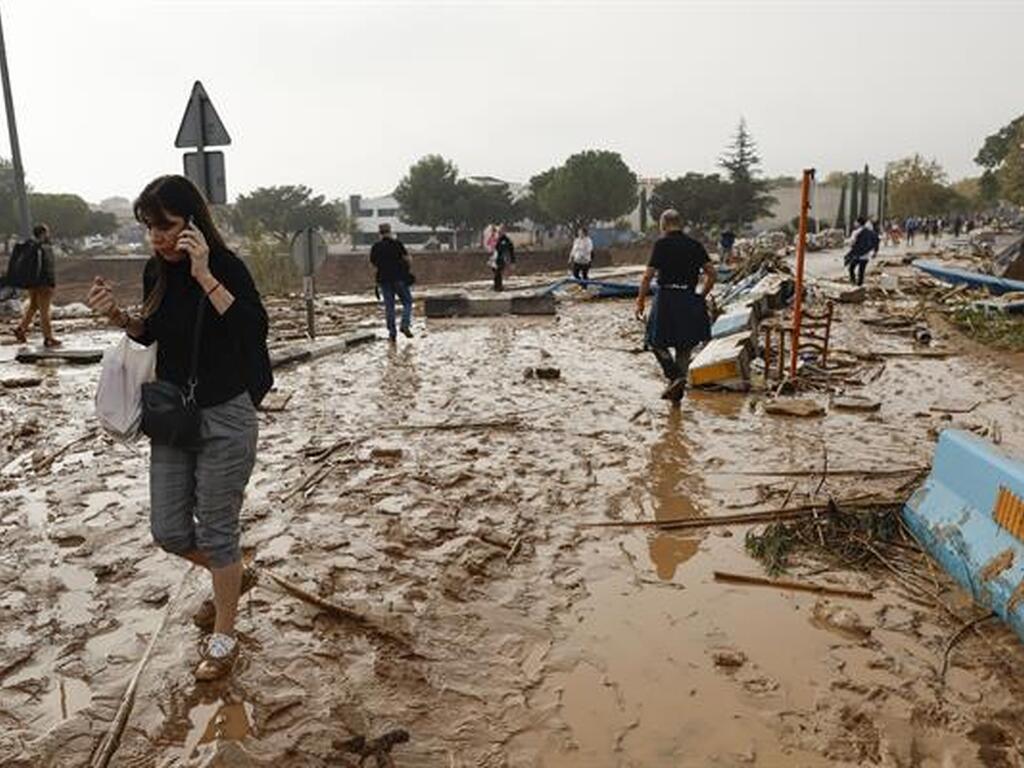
[305,228,315,339]
[789,168,814,381]
[195,90,208,201]
[0,8,30,239]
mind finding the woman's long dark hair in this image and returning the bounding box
[133,174,228,317]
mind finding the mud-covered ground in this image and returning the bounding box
[1,250,1023,767]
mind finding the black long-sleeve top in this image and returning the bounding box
[133,248,273,408]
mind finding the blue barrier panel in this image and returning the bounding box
[913,260,1024,296]
[711,307,755,339]
[903,430,1024,643]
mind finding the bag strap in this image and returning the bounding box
[185,295,207,404]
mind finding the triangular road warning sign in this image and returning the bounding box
[175,81,231,148]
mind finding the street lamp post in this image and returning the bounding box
[0,6,31,240]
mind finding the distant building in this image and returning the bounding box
[348,193,455,250]
[349,176,530,250]
[755,180,879,233]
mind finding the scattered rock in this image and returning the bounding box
[832,395,881,412]
[812,600,872,639]
[1,377,42,389]
[838,286,866,303]
[524,366,561,380]
[535,367,561,380]
[763,398,825,418]
[712,648,747,668]
[370,447,403,461]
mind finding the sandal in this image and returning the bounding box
[13,326,26,344]
[43,337,62,348]
[192,564,259,633]
[194,633,239,682]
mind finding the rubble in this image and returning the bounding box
[763,398,825,417]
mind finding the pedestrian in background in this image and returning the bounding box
[370,222,414,342]
[569,226,594,281]
[12,224,60,347]
[719,227,737,264]
[492,225,515,291]
[844,216,878,286]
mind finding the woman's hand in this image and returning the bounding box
[177,222,211,280]
[86,277,118,319]
[634,296,646,321]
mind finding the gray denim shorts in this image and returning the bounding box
[149,392,258,568]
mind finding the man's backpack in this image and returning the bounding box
[3,240,45,289]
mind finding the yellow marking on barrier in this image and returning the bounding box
[690,360,744,387]
[994,486,1024,542]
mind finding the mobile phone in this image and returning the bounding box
[178,216,194,257]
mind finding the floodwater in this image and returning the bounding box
[1,258,1024,766]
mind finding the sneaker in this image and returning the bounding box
[43,337,62,348]
[192,565,259,633]
[660,378,686,401]
[194,632,238,681]
[13,326,26,344]
[400,325,413,339]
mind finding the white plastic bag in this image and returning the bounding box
[95,335,157,440]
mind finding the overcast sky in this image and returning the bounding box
[2,0,1020,204]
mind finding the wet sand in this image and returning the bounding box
[1,261,1023,767]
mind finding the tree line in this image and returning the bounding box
[6,112,1018,254]
[0,159,118,246]
[391,119,775,239]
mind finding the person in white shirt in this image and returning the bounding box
[569,227,594,281]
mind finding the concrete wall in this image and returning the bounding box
[51,244,652,305]
[755,184,880,232]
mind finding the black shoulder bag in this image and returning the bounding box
[141,299,206,447]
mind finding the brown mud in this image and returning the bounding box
[1,255,1023,767]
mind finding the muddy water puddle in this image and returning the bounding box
[1,286,1024,766]
[180,697,255,759]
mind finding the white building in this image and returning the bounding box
[349,177,531,250]
[348,193,456,250]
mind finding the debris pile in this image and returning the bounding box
[806,228,846,252]
[744,501,904,576]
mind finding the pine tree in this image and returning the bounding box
[835,183,847,231]
[860,164,871,219]
[717,119,775,227]
[849,173,860,231]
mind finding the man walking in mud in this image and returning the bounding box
[370,223,414,342]
[635,209,715,404]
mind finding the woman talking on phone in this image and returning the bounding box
[87,175,272,681]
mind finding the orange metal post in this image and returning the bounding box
[789,168,815,380]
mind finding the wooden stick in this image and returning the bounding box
[940,611,997,680]
[930,401,981,414]
[384,418,521,431]
[713,570,874,600]
[582,497,904,531]
[281,462,335,503]
[90,568,193,768]
[505,536,523,563]
[708,467,925,478]
[34,429,98,473]
[261,569,412,649]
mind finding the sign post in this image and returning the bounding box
[789,168,815,381]
[291,227,327,339]
[175,81,231,203]
[0,9,30,240]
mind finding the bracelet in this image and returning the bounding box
[206,281,222,297]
